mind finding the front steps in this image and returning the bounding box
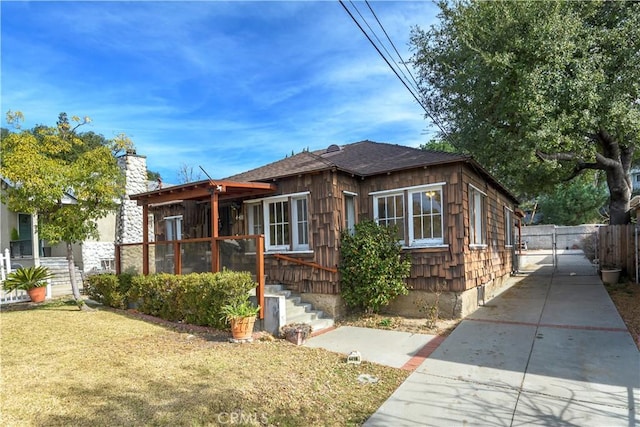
[40,257,83,289]
[263,284,334,334]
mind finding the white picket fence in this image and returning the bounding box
[0,248,52,304]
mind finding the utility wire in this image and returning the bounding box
[338,0,450,140]
[365,0,422,94]
[348,1,419,96]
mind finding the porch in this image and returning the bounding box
[117,179,278,319]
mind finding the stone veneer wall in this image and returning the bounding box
[82,241,116,272]
[115,152,147,274]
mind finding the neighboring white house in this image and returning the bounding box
[0,150,152,274]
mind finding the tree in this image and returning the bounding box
[1,112,130,308]
[410,1,640,224]
[147,170,162,182]
[419,138,459,153]
[177,163,203,184]
[538,173,608,225]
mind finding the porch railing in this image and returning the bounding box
[115,235,265,319]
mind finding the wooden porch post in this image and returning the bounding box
[211,190,219,273]
[142,203,149,275]
[257,235,265,319]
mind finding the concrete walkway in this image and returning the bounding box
[306,326,442,370]
[364,254,640,426]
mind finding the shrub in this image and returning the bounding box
[84,273,133,309]
[339,220,411,314]
[129,270,257,329]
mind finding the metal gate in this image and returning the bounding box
[518,226,599,276]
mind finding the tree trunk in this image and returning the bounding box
[607,181,631,225]
[605,151,632,225]
[66,242,81,300]
[66,241,91,310]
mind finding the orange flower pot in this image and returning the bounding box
[230,316,256,340]
[27,287,46,303]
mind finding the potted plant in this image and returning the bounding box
[2,265,53,303]
[279,323,313,345]
[600,265,622,285]
[221,300,261,340]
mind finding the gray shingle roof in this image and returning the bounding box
[225,140,470,181]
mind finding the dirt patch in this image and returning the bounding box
[338,313,460,337]
[606,280,640,350]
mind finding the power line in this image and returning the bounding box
[364,0,421,94]
[338,0,451,140]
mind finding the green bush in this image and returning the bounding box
[85,273,134,309]
[129,270,257,329]
[339,220,411,314]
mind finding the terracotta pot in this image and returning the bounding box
[27,287,46,303]
[230,316,256,340]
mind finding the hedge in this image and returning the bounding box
[85,270,256,329]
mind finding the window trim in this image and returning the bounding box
[407,186,445,247]
[245,193,310,252]
[504,206,513,248]
[292,196,309,251]
[469,184,487,248]
[343,191,357,235]
[164,215,183,241]
[371,183,445,248]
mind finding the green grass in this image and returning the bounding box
[0,300,409,426]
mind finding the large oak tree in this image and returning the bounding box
[1,112,130,307]
[410,0,639,224]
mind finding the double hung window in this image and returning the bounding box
[469,185,486,246]
[246,193,309,252]
[372,184,444,246]
[504,207,513,247]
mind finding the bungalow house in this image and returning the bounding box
[124,140,520,320]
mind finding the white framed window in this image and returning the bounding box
[371,184,445,246]
[245,192,310,252]
[469,185,486,246]
[375,193,405,241]
[268,198,289,250]
[164,215,182,241]
[344,192,357,235]
[292,196,309,250]
[248,203,264,235]
[504,207,513,247]
[409,188,444,245]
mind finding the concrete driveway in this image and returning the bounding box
[364,254,639,426]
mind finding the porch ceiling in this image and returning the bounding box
[130,179,277,205]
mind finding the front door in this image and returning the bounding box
[18,213,33,256]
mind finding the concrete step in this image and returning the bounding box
[256,283,335,335]
[309,317,335,332]
[40,258,83,287]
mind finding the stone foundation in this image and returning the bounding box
[299,293,347,320]
[382,274,515,319]
[299,274,518,321]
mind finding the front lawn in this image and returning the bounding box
[0,301,408,426]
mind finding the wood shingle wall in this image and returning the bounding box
[146,161,517,296]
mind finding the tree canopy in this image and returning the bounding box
[538,173,608,225]
[1,112,131,304]
[410,0,640,224]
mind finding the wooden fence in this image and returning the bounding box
[599,225,637,279]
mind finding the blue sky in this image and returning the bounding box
[1,1,439,183]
